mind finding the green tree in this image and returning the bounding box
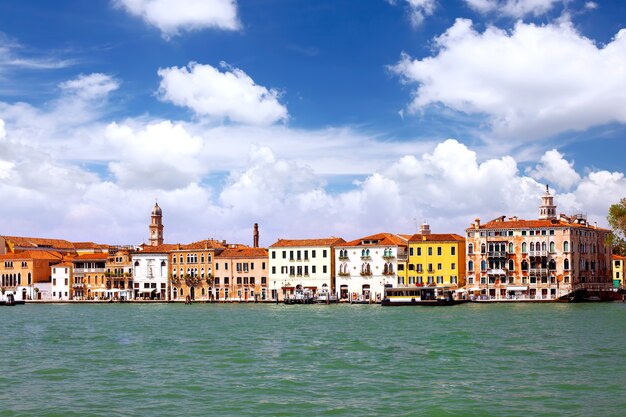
[608,198,626,255]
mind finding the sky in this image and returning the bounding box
[0,0,625,247]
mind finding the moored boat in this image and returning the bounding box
[381,286,467,306]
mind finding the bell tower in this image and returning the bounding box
[539,185,556,220]
[149,201,164,246]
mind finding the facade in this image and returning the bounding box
[132,245,175,300]
[465,187,612,300]
[72,253,109,300]
[0,250,63,301]
[407,224,466,289]
[335,233,409,302]
[613,255,625,289]
[269,237,345,301]
[105,250,134,300]
[169,240,226,301]
[214,246,269,301]
[51,262,73,300]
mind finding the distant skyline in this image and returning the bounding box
[0,0,624,246]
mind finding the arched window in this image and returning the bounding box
[530,242,535,251]
[383,263,389,274]
[468,261,474,271]
[522,242,527,253]
[134,261,140,266]
[549,242,555,253]
[541,242,547,252]
[563,241,569,252]
[564,258,570,270]
[508,259,514,270]
[366,249,370,256]
[161,261,166,267]
[508,242,514,253]
[361,249,366,257]
[468,243,473,254]
[388,263,394,274]
[17,273,21,286]
[481,244,486,254]
[521,260,528,271]
[548,259,556,270]
[28,272,31,285]
[481,260,487,271]
[366,263,371,274]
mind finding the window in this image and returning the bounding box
[289,251,294,261]
[508,259,514,270]
[323,250,327,258]
[272,251,276,259]
[408,264,415,271]
[410,247,414,256]
[451,263,456,270]
[468,261,474,271]
[468,244,473,254]
[481,244,486,254]
[563,241,569,252]
[417,247,422,256]
[215,277,220,285]
[417,264,422,272]
[508,242,514,253]
[451,246,456,256]
[481,260,486,271]
[436,276,443,284]
[322,265,327,274]
[522,230,527,236]
[428,247,433,256]
[428,263,433,272]
[437,263,442,270]
[437,247,442,256]
[397,276,404,285]
[224,277,229,285]
[522,242,527,253]
[225,263,229,270]
[312,266,316,274]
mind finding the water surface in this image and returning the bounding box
[1,303,625,416]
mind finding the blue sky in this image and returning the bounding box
[0,0,624,246]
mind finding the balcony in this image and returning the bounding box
[338,255,349,261]
[529,251,548,257]
[382,271,395,276]
[382,254,395,260]
[487,251,507,258]
[360,271,372,276]
[397,254,408,262]
[529,268,548,275]
[338,272,350,277]
[360,255,372,261]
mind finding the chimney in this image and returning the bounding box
[253,223,259,248]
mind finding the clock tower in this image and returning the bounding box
[149,202,164,246]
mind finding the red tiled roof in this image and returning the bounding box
[217,247,268,258]
[0,250,64,261]
[613,254,626,261]
[72,242,108,250]
[338,233,408,247]
[139,244,179,253]
[408,233,465,243]
[54,262,74,268]
[270,237,345,248]
[171,240,228,251]
[1,235,75,250]
[469,218,610,231]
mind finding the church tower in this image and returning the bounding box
[539,185,557,220]
[149,202,164,246]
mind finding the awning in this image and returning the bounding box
[467,287,481,292]
[507,286,528,291]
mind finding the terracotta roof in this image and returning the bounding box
[171,240,228,251]
[138,244,179,253]
[270,237,345,248]
[0,250,64,261]
[613,255,626,261]
[73,253,110,261]
[338,233,408,247]
[72,242,107,250]
[54,262,74,268]
[408,233,465,243]
[217,247,268,259]
[469,218,610,231]
[1,235,75,250]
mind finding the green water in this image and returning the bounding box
[1,303,625,416]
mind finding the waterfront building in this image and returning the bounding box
[407,224,466,289]
[72,253,109,300]
[0,250,63,300]
[465,186,612,300]
[51,261,73,300]
[269,237,345,301]
[335,233,409,302]
[132,244,175,300]
[169,239,226,301]
[105,250,134,300]
[613,254,625,289]
[72,242,108,255]
[214,246,269,301]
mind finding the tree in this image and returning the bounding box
[608,198,626,255]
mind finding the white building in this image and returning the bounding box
[131,245,174,300]
[269,237,345,301]
[335,233,409,302]
[51,262,72,300]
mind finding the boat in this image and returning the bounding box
[284,288,315,304]
[315,290,338,304]
[381,286,467,306]
[0,294,25,306]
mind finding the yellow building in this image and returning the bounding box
[613,255,625,289]
[407,225,466,288]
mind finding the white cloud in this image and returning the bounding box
[392,19,626,141]
[388,0,436,27]
[584,1,598,10]
[464,0,560,17]
[58,73,119,100]
[158,62,288,126]
[527,149,581,190]
[0,34,75,73]
[114,0,240,37]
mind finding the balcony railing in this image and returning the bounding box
[529,251,548,257]
[397,254,408,262]
[338,256,349,260]
[360,271,372,276]
[487,251,507,258]
[338,272,350,276]
[529,268,548,275]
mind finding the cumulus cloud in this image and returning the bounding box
[58,73,119,100]
[158,62,288,126]
[114,0,240,37]
[392,19,626,141]
[464,0,560,17]
[389,0,437,26]
[527,149,581,190]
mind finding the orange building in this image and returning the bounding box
[0,250,63,300]
[105,250,134,299]
[72,253,109,299]
[169,240,226,301]
[214,246,269,301]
